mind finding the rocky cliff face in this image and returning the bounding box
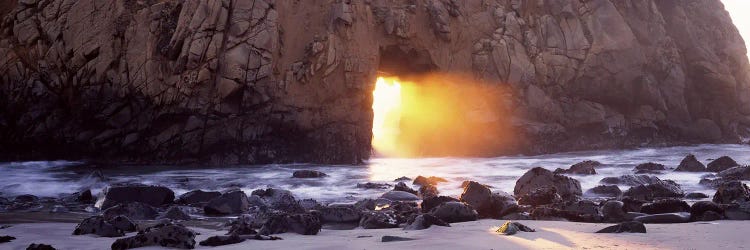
[1,0,749,165]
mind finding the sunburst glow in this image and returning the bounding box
[371,77,403,156]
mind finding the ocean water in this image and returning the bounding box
[0,144,748,204]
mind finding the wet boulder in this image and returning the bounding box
[561,200,600,217]
[621,197,646,212]
[723,201,750,220]
[227,214,260,235]
[380,190,420,201]
[707,156,740,172]
[460,181,518,218]
[356,182,392,189]
[517,186,562,206]
[403,214,449,230]
[600,175,661,186]
[393,182,418,195]
[634,162,666,173]
[158,206,191,221]
[359,210,399,229]
[72,216,125,237]
[26,244,56,250]
[107,215,137,232]
[690,201,724,221]
[14,194,38,203]
[585,185,622,197]
[514,167,582,201]
[176,190,221,205]
[299,198,324,211]
[596,221,646,233]
[252,188,303,213]
[204,190,250,215]
[623,180,683,200]
[292,170,327,178]
[103,202,158,220]
[413,176,448,186]
[718,166,750,180]
[601,200,626,222]
[713,180,750,204]
[111,222,196,250]
[259,212,322,235]
[554,160,600,175]
[100,185,174,209]
[418,184,439,199]
[0,236,15,243]
[675,154,706,172]
[199,235,245,247]
[394,176,412,182]
[429,201,478,223]
[421,196,459,213]
[633,212,691,223]
[639,199,690,214]
[685,192,709,199]
[382,236,415,242]
[318,205,361,223]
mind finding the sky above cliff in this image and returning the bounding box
[722,0,750,57]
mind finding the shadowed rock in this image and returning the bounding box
[634,212,691,223]
[204,190,250,215]
[690,201,724,221]
[585,185,622,197]
[100,185,174,209]
[707,156,740,172]
[640,199,690,214]
[429,202,478,223]
[102,202,158,220]
[596,221,646,233]
[514,167,582,201]
[382,236,415,242]
[675,154,706,172]
[713,181,750,204]
[623,180,683,200]
[111,222,196,250]
[292,170,327,178]
[380,191,420,201]
[403,214,449,230]
[554,160,600,175]
[177,190,221,205]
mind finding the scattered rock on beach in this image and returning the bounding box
[421,196,459,213]
[723,201,750,220]
[394,176,412,182]
[204,190,250,215]
[675,154,706,172]
[111,222,196,250]
[639,199,690,214]
[690,201,724,221]
[359,211,399,229]
[554,160,600,175]
[357,182,392,189]
[292,170,327,178]
[73,216,125,237]
[718,166,750,180]
[518,186,562,206]
[595,221,646,233]
[380,191,420,201]
[404,214,449,230]
[600,175,661,186]
[100,185,175,209]
[177,190,221,205]
[259,212,322,235]
[429,201,478,223]
[685,192,709,199]
[601,200,626,222]
[707,156,740,172]
[418,184,439,199]
[103,202,158,220]
[713,181,750,204]
[252,188,303,213]
[634,212,691,223]
[460,181,518,218]
[382,236,415,242]
[623,180,683,200]
[634,162,666,173]
[158,206,191,221]
[319,205,361,223]
[413,176,447,186]
[393,182,418,195]
[199,235,245,247]
[514,167,582,201]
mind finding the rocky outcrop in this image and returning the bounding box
[1,0,749,164]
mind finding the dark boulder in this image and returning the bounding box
[621,197,646,212]
[72,216,125,237]
[403,214,449,230]
[299,199,324,211]
[107,215,137,232]
[14,194,38,203]
[318,206,361,223]
[393,182,418,195]
[600,175,661,186]
[718,166,750,180]
[675,154,706,172]
[111,222,196,250]
[359,211,399,229]
[724,201,750,220]
[158,206,191,221]
[699,211,723,221]
[640,199,690,214]
[356,182,392,189]
[380,191,420,201]
[102,202,158,220]
[0,236,15,243]
[26,244,56,250]
[259,212,322,235]
[382,236,415,242]
[394,176,412,182]
[252,188,303,213]
[601,200,626,222]
[75,190,94,203]
[634,212,691,223]
[634,162,666,172]
[595,221,646,233]
[623,180,683,200]
[713,181,750,204]
[529,207,589,222]
[421,196,459,213]
[413,176,448,186]
[199,235,245,247]
[585,185,622,197]
[176,190,221,205]
[514,167,582,201]
[100,185,174,209]
[690,201,724,221]
[517,186,562,206]
[292,170,327,178]
[460,181,517,218]
[685,192,709,199]
[554,160,600,175]
[204,190,250,215]
[228,214,259,235]
[707,156,740,172]
[418,184,439,199]
[429,202,478,223]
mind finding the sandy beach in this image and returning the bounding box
[1,219,747,250]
